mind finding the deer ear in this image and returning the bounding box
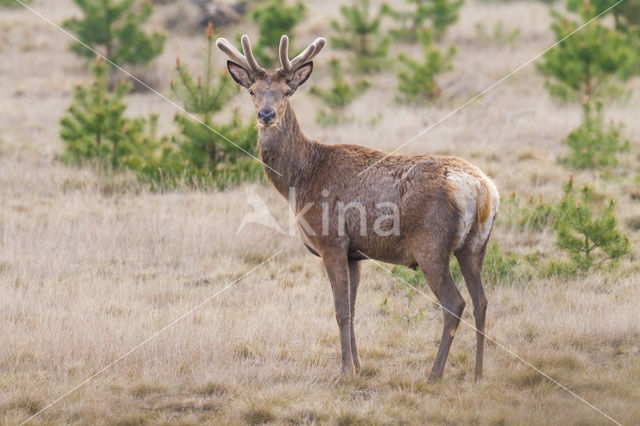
[287,62,313,92]
[227,60,253,88]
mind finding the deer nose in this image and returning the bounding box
[258,107,276,124]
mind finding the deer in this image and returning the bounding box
[216,34,500,381]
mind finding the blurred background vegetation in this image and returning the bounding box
[2,0,639,282]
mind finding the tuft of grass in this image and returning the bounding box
[111,413,155,426]
[195,382,228,397]
[242,404,276,425]
[129,383,167,398]
[283,409,325,424]
[6,395,44,415]
[509,369,553,390]
[358,365,378,379]
[386,374,434,394]
[234,344,258,359]
[626,215,640,231]
[481,243,528,286]
[336,411,370,426]
[501,192,554,232]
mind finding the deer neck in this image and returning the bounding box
[257,102,319,198]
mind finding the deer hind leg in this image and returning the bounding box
[321,250,355,376]
[348,259,361,372]
[415,250,466,382]
[455,238,489,381]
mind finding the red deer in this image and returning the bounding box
[217,34,500,380]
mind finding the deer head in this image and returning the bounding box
[216,35,326,128]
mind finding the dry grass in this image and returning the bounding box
[1,0,640,424]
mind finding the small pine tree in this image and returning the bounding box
[538,1,633,170]
[331,0,390,73]
[63,0,165,68]
[250,0,306,67]
[383,0,463,42]
[563,100,629,169]
[0,0,31,7]
[428,0,464,40]
[60,58,161,171]
[567,0,640,31]
[553,177,630,271]
[474,21,521,46]
[309,58,370,125]
[396,29,455,103]
[537,2,633,102]
[564,0,640,78]
[171,24,260,187]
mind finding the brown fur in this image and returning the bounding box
[219,35,499,380]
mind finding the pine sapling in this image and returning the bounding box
[309,58,370,125]
[63,0,164,72]
[250,0,306,67]
[171,23,259,186]
[0,0,31,7]
[537,2,632,102]
[60,58,163,174]
[396,29,455,103]
[537,1,633,170]
[567,0,640,32]
[331,0,390,72]
[563,100,629,169]
[553,177,630,271]
[384,0,463,42]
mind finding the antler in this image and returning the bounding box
[277,35,326,75]
[215,34,266,76]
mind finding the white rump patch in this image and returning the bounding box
[447,170,499,251]
[479,176,500,247]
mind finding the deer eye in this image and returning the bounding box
[248,89,254,96]
[285,89,292,96]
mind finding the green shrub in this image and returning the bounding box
[566,0,640,32]
[309,58,370,125]
[59,58,163,171]
[474,21,521,45]
[383,0,464,42]
[396,29,455,103]
[331,0,390,73]
[63,0,165,68]
[537,2,633,101]
[390,242,529,291]
[541,258,579,278]
[563,101,629,169]
[386,265,428,322]
[60,26,262,191]
[552,177,630,271]
[170,23,261,188]
[538,1,633,170]
[501,192,554,232]
[481,244,528,286]
[250,0,306,67]
[425,0,464,40]
[0,0,31,7]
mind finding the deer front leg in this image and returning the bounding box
[322,250,355,376]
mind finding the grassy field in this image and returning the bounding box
[1,0,640,424]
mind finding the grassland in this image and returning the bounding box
[1,0,640,424]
